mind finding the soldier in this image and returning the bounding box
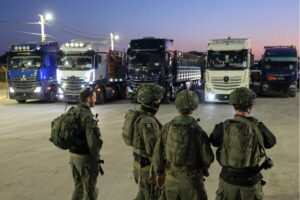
[131,83,165,200]
[153,89,214,200]
[69,86,103,200]
[210,87,276,200]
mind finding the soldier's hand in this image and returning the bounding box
[156,175,165,188]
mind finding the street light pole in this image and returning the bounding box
[39,14,46,43]
[110,33,119,51]
[38,13,52,43]
[110,33,114,51]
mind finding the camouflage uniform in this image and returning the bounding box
[210,87,276,200]
[69,103,103,200]
[153,90,214,200]
[132,83,165,200]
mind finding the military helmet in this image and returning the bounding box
[136,83,165,104]
[229,87,256,106]
[175,89,199,113]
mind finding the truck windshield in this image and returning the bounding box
[59,55,93,70]
[128,51,163,68]
[207,50,248,69]
[9,56,41,69]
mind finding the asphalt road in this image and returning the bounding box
[0,94,299,200]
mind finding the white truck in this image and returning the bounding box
[205,38,254,102]
[57,40,126,103]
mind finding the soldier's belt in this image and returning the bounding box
[221,166,260,177]
[220,166,262,186]
[133,152,151,168]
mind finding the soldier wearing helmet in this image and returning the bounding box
[210,87,276,200]
[132,83,165,200]
[153,89,214,200]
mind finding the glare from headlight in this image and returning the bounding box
[58,88,64,94]
[59,94,64,99]
[34,87,42,93]
[62,83,67,88]
[208,93,215,100]
[9,87,15,93]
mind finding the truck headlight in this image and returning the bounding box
[208,93,215,100]
[58,88,64,94]
[9,87,15,93]
[34,87,42,93]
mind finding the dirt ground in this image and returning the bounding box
[0,94,299,200]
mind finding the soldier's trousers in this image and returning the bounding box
[215,177,264,200]
[163,170,207,200]
[70,153,99,200]
[133,161,159,200]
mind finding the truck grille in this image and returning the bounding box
[10,76,38,90]
[211,76,243,90]
[61,77,86,94]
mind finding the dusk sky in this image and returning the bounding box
[0,0,299,59]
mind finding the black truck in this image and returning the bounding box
[126,37,205,102]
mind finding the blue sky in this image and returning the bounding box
[0,0,299,58]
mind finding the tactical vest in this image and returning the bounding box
[165,118,200,166]
[218,117,264,168]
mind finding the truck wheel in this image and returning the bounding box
[17,100,26,103]
[48,90,57,102]
[97,90,106,104]
[290,91,296,97]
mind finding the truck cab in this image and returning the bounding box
[126,37,203,102]
[57,40,126,103]
[7,42,59,103]
[260,46,298,97]
[205,38,253,102]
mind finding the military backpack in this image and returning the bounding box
[122,109,143,146]
[165,119,200,166]
[50,107,81,150]
[217,117,264,168]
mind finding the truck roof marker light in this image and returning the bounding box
[75,43,79,47]
[70,43,74,47]
[79,43,84,47]
[14,46,18,51]
[110,78,114,82]
[37,46,40,50]
[81,84,85,88]
[66,43,70,47]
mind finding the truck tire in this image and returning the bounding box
[48,90,57,102]
[97,89,106,104]
[17,100,26,103]
[290,91,296,97]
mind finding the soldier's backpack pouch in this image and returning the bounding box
[50,107,81,150]
[122,109,142,146]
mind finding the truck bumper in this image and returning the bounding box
[57,93,80,102]
[9,91,46,100]
[261,82,296,96]
[205,93,230,102]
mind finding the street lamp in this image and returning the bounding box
[39,13,53,43]
[110,33,119,51]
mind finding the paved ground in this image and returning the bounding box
[0,93,299,200]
